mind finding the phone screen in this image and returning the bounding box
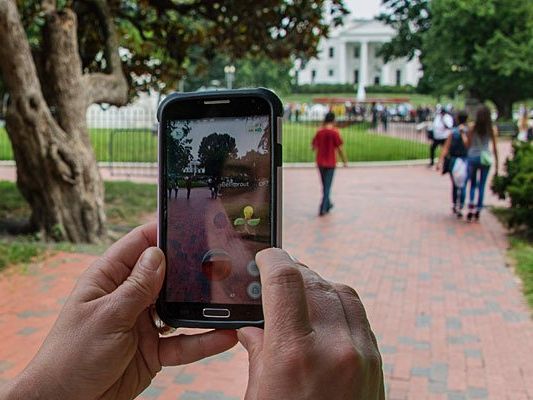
[164,115,271,305]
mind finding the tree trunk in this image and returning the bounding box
[0,0,126,242]
[493,98,513,121]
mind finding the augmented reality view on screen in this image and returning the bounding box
[165,116,271,304]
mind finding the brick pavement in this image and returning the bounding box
[1,165,533,399]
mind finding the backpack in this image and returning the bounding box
[449,128,467,158]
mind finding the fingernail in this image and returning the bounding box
[140,247,163,271]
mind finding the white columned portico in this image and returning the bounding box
[357,40,368,100]
[338,41,347,83]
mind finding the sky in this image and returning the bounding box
[344,0,382,19]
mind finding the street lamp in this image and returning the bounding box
[224,65,236,89]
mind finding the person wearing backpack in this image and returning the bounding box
[464,105,499,222]
[437,110,469,218]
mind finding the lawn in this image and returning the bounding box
[509,237,533,310]
[283,122,428,162]
[2,123,428,164]
[0,180,157,271]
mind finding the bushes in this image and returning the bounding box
[291,83,417,94]
[492,142,533,232]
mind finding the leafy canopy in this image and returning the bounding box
[379,0,533,115]
[15,0,348,97]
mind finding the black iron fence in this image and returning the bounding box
[0,104,432,176]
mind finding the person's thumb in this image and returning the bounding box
[113,247,166,326]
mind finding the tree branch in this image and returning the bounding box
[82,0,128,105]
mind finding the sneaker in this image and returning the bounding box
[474,211,480,221]
[327,203,334,212]
[456,210,463,219]
[466,212,474,222]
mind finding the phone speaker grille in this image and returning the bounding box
[203,100,231,104]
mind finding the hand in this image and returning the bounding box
[238,249,384,399]
[435,163,441,172]
[1,223,237,400]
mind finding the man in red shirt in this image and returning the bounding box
[312,112,348,216]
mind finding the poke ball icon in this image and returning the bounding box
[201,249,232,281]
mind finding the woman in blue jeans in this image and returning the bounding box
[464,105,499,221]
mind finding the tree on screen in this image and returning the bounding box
[198,133,237,179]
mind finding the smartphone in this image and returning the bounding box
[156,88,282,329]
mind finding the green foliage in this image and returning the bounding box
[291,83,356,94]
[379,0,533,119]
[0,240,43,271]
[291,84,417,94]
[509,237,533,310]
[492,142,533,232]
[198,133,237,178]
[184,54,293,94]
[166,120,193,178]
[65,0,348,96]
[0,180,157,230]
[377,0,431,62]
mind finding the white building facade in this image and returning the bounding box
[296,19,422,90]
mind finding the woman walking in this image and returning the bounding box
[437,110,469,218]
[464,105,499,221]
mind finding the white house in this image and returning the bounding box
[296,19,422,97]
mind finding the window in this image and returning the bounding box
[396,69,402,86]
[354,46,360,58]
[354,69,359,84]
[329,47,334,58]
[311,70,316,83]
[374,76,380,85]
[328,69,334,77]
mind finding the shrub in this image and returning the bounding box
[492,142,533,232]
[290,83,417,95]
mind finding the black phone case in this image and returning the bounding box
[156,88,283,329]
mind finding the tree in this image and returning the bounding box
[167,120,193,177]
[379,0,533,119]
[0,0,347,242]
[183,54,295,94]
[198,133,237,178]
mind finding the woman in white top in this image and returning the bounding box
[464,105,499,221]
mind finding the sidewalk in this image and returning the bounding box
[1,165,532,399]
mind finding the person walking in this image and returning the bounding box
[437,110,469,218]
[464,105,499,222]
[429,106,453,166]
[186,176,192,200]
[312,112,348,216]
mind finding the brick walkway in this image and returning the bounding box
[1,165,532,399]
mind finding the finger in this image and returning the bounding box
[159,330,238,366]
[76,222,157,301]
[293,265,348,331]
[111,247,166,326]
[332,282,377,349]
[237,327,264,360]
[255,248,313,339]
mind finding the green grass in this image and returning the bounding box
[492,207,533,311]
[2,123,428,163]
[509,237,533,310]
[0,180,157,270]
[0,240,44,271]
[283,122,428,162]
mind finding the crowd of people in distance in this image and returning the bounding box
[284,101,435,125]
